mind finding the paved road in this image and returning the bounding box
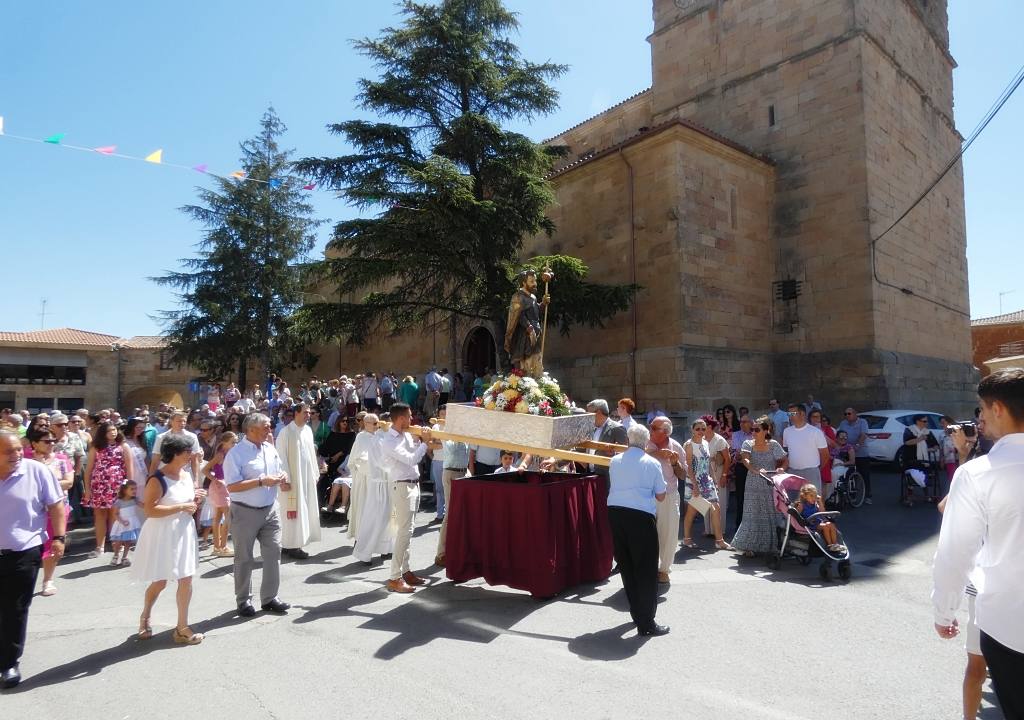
[1,469,1003,719]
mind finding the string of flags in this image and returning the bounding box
[0,115,318,191]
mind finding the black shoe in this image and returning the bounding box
[237,602,257,618]
[261,599,291,614]
[382,553,392,560]
[638,624,670,637]
[284,548,310,560]
[609,564,620,575]
[1,665,21,689]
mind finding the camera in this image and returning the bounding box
[946,422,976,438]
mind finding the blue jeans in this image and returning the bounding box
[431,459,445,517]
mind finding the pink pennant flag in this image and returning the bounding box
[192,164,208,174]
[230,170,246,179]
[302,183,316,191]
[93,145,116,155]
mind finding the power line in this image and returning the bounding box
[870,62,1024,317]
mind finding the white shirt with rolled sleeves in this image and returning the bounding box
[223,437,284,507]
[380,428,428,482]
[932,433,1024,653]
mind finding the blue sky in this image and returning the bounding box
[0,1,1020,337]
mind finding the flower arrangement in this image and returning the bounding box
[475,369,573,417]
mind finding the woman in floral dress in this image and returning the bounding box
[731,416,789,557]
[83,421,134,558]
[682,419,734,551]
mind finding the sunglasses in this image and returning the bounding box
[753,427,765,433]
[39,438,55,444]
[844,412,854,416]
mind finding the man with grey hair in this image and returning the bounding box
[224,413,292,617]
[586,399,627,494]
[647,416,686,584]
[608,423,668,636]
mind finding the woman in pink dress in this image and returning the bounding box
[201,431,237,557]
[83,421,134,558]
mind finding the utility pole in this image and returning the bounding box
[38,298,49,329]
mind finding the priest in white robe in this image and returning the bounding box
[346,414,376,540]
[277,402,322,559]
[353,418,393,563]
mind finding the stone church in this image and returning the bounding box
[312,0,976,417]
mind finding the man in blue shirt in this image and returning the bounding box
[607,424,668,637]
[224,414,291,617]
[768,398,789,436]
[838,407,873,503]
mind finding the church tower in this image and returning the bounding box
[650,0,974,408]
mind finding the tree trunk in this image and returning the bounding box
[237,356,248,391]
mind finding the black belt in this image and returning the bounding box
[445,467,466,472]
[233,501,274,510]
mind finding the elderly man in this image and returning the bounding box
[608,424,668,637]
[586,399,628,494]
[224,414,291,617]
[647,417,685,584]
[838,407,873,504]
[277,403,321,560]
[782,404,829,493]
[933,369,1024,718]
[50,413,86,518]
[424,367,442,419]
[0,430,67,687]
[379,403,431,593]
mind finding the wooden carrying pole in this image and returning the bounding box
[380,422,618,467]
[539,268,552,362]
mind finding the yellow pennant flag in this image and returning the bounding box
[144,149,163,164]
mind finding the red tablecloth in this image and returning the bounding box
[445,472,614,598]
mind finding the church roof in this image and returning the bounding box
[547,118,771,180]
[972,310,1024,327]
[542,88,654,144]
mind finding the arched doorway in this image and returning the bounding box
[463,326,497,377]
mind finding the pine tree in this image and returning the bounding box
[295,0,635,360]
[153,107,323,387]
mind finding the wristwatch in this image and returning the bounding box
[51,535,66,543]
[257,477,264,487]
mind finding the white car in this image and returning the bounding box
[857,410,946,467]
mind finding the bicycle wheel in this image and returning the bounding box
[847,471,866,508]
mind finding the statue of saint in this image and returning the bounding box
[504,269,550,378]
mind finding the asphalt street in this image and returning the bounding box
[1,469,1004,720]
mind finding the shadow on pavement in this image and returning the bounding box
[567,622,650,660]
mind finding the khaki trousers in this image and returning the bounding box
[389,481,419,581]
[656,490,681,573]
[436,468,464,557]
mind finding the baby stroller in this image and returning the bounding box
[760,471,853,581]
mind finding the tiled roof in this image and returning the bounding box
[972,309,1024,327]
[0,328,121,346]
[120,336,167,349]
[541,88,653,144]
[0,328,168,349]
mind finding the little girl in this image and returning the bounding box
[111,481,142,566]
[795,484,844,552]
[202,432,237,557]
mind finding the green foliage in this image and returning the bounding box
[294,0,636,358]
[152,107,323,383]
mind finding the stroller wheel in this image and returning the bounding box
[838,561,852,580]
[799,555,812,567]
[819,562,833,581]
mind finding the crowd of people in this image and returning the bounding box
[1,368,1020,720]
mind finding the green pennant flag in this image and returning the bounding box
[43,133,65,144]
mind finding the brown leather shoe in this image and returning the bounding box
[434,554,446,568]
[386,578,415,593]
[402,571,426,586]
[658,571,670,585]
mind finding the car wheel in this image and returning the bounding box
[893,449,905,473]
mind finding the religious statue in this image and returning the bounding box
[504,268,552,378]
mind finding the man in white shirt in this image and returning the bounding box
[379,403,431,593]
[932,369,1024,718]
[781,404,828,493]
[224,413,291,617]
[150,411,201,482]
[360,373,380,412]
[646,417,685,584]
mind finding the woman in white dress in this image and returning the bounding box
[132,434,206,645]
[124,418,150,484]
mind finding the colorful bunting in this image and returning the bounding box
[0,115,325,192]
